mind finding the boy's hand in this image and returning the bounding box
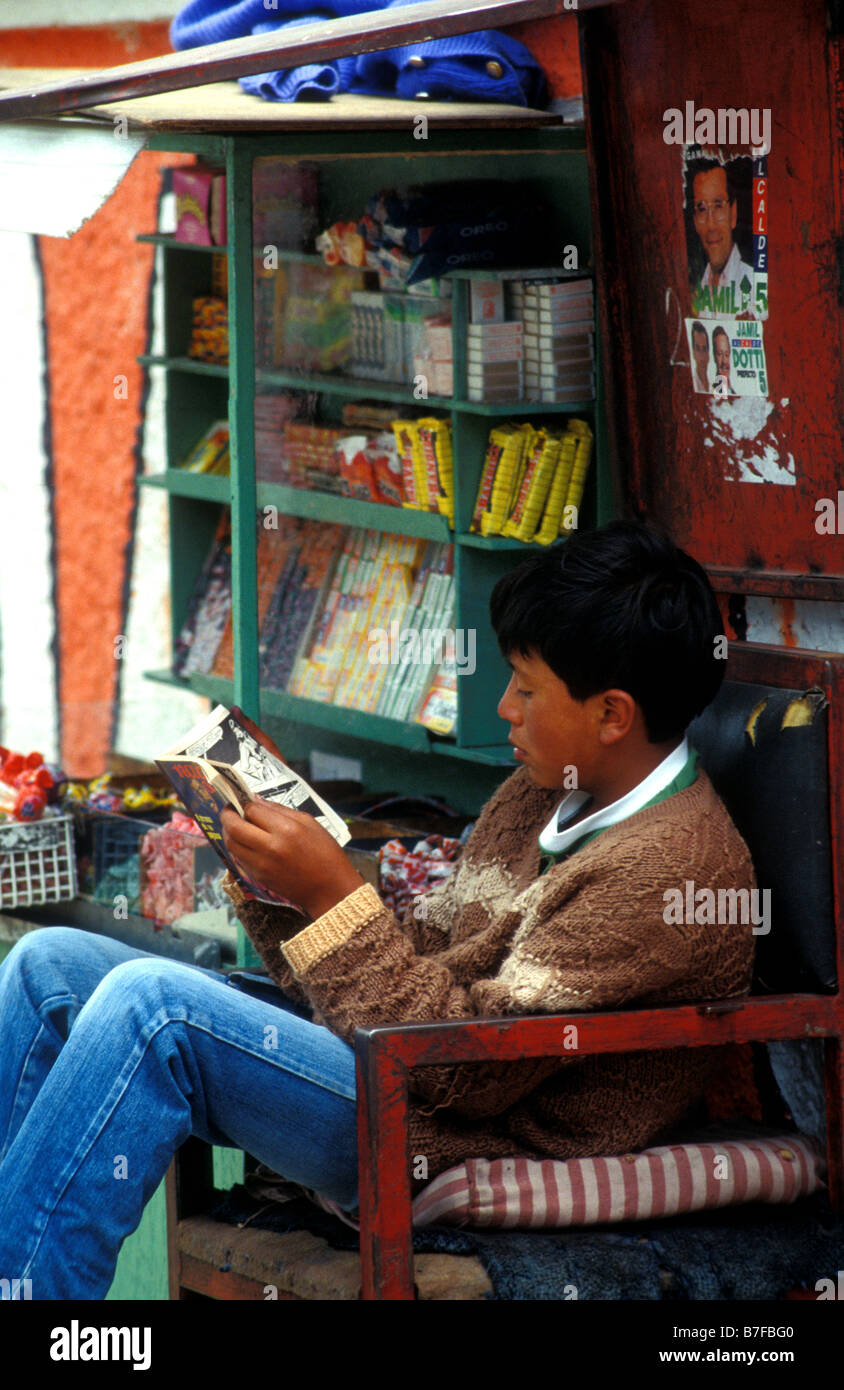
[221,800,364,921]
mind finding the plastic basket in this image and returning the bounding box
[0,815,77,910]
[92,814,159,888]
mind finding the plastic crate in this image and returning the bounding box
[0,814,77,910]
[92,814,159,887]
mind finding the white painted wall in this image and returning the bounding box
[0,230,59,762]
[0,2,179,27]
[113,221,208,762]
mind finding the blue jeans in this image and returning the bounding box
[0,926,358,1300]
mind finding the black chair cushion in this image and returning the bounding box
[687,680,835,993]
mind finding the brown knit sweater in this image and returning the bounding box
[224,766,756,1186]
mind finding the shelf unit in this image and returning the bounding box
[139,120,611,813]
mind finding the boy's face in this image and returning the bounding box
[498,649,602,790]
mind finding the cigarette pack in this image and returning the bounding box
[467,342,524,364]
[466,320,523,341]
[524,330,593,353]
[525,369,595,391]
[173,166,227,246]
[534,385,595,403]
[469,279,505,323]
[524,279,594,300]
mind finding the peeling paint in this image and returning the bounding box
[745,698,768,744]
[743,597,844,653]
[708,397,797,485]
[781,690,827,729]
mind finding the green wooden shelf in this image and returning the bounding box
[141,353,229,378]
[458,531,564,551]
[144,669,519,767]
[138,472,451,537]
[431,741,515,767]
[140,471,230,502]
[254,365,454,410]
[146,669,434,755]
[137,234,228,254]
[453,398,595,416]
[255,483,451,538]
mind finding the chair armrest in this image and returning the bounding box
[352,993,839,1299]
[355,993,837,1074]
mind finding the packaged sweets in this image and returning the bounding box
[416,417,454,523]
[534,432,578,545]
[369,431,404,507]
[561,418,594,526]
[392,419,431,510]
[472,424,530,537]
[336,434,379,502]
[502,428,562,541]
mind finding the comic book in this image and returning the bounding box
[156,705,349,905]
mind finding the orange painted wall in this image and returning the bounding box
[2,24,183,775]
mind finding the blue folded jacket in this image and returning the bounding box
[170,0,548,108]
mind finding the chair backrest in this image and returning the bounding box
[687,646,839,994]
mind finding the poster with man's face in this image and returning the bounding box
[684,152,767,320]
[682,147,768,397]
[686,317,766,397]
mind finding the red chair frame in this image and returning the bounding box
[354,644,844,1299]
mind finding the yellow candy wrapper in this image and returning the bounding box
[473,424,530,537]
[534,432,578,545]
[502,428,563,541]
[392,420,428,511]
[416,417,454,524]
[560,420,594,531]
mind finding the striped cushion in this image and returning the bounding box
[411,1134,824,1229]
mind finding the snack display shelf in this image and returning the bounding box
[139,471,580,552]
[140,124,608,802]
[145,668,450,756]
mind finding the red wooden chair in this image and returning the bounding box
[167,642,842,1298]
[354,643,844,1298]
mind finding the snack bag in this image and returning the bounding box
[416,417,454,523]
[472,424,530,537]
[392,419,431,510]
[534,431,578,545]
[561,418,594,528]
[502,428,562,541]
[369,432,405,507]
[336,435,379,501]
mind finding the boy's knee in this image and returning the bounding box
[3,926,91,976]
[89,956,199,1024]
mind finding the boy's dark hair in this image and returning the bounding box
[489,520,726,743]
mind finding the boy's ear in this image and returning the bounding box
[597,689,637,745]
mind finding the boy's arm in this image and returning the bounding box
[279,838,756,1120]
[221,872,312,1007]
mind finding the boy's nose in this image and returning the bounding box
[497,676,520,724]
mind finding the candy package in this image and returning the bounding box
[471,424,530,536]
[415,418,454,523]
[534,432,578,545]
[335,434,379,502]
[502,428,562,542]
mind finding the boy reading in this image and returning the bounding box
[0,521,754,1298]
